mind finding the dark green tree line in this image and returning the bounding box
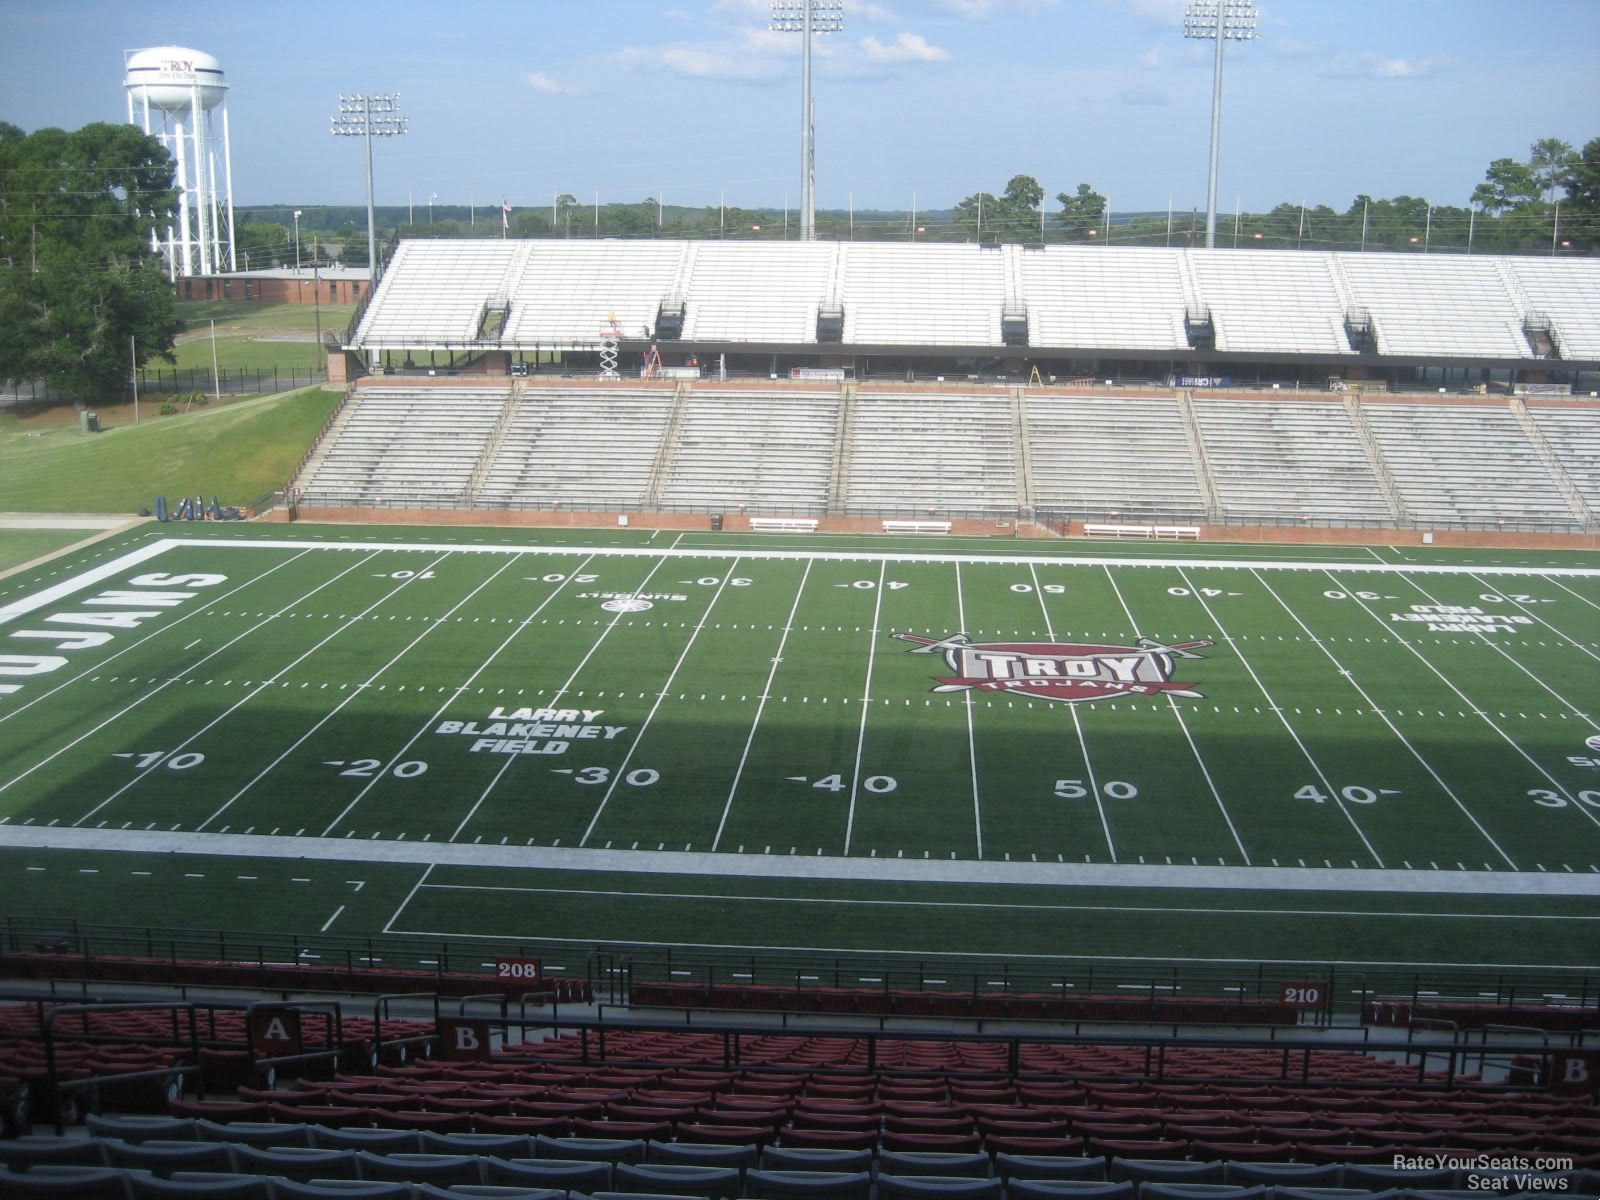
[0,121,182,400]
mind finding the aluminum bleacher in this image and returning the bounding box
[477,387,673,509]
[1503,257,1600,361]
[1025,395,1206,522]
[682,243,835,343]
[350,239,1600,373]
[1022,246,1188,352]
[659,390,839,511]
[297,386,508,506]
[1193,398,1392,524]
[1189,250,1352,355]
[503,240,689,348]
[842,392,1018,514]
[354,241,522,350]
[841,244,1004,346]
[1336,253,1528,359]
[1361,400,1581,529]
[1526,403,1600,514]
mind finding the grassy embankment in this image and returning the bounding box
[0,386,343,513]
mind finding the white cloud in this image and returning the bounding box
[623,44,782,82]
[524,71,579,95]
[1094,0,1188,27]
[1317,53,1445,80]
[1137,45,1163,68]
[935,0,1056,16]
[1273,35,1315,58]
[860,31,951,62]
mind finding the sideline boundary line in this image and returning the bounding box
[3,824,1597,896]
[52,537,1600,577]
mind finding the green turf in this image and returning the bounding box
[2,525,1598,976]
[174,299,356,334]
[0,529,105,575]
[168,334,325,373]
[0,387,342,512]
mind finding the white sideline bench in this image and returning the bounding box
[1083,523,1201,541]
[749,517,819,533]
[882,519,953,535]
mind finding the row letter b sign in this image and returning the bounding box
[437,1017,494,1061]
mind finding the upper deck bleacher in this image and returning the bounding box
[1335,253,1528,359]
[355,241,521,349]
[1502,257,1600,361]
[1190,250,1352,355]
[1022,246,1187,351]
[351,239,1600,368]
[682,243,835,343]
[504,240,689,348]
[840,244,1004,346]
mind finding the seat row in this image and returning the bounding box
[11,1130,1594,1198]
[153,1099,1600,1163]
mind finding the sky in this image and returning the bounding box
[2,0,1597,217]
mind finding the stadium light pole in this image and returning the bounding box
[1183,1,1256,249]
[331,94,407,283]
[771,0,843,241]
[292,209,302,272]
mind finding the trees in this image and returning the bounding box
[0,121,182,402]
[1529,137,1579,203]
[1472,157,1540,214]
[951,174,1045,243]
[1055,183,1107,242]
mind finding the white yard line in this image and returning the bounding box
[1466,571,1600,670]
[1175,565,1384,867]
[133,537,1600,577]
[449,758,518,844]
[842,560,887,857]
[0,539,172,627]
[321,554,599,837]
[6,822,1597,898]
[1029,563,1115,862]
[196,552,522,831]
[0,548,317,727]
[1401,573,1598,730]
[578,559,744,847]
[712,560,814,852]
[75,552,454,826]
[381,862,435,934]
[1327,568,1600,835]
[446,553,675,842]
[1545,575,1600,613]
[954,563,983,860]
[1251,568,1518,870]
[0,550,380,802]
[1102,565,1250,865]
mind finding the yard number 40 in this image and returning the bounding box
[1295,784,1397,804]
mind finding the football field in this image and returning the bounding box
[2,523,1599,975]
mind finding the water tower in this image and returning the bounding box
[124,46,237,278]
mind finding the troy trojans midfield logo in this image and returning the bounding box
[895,632,1213,705]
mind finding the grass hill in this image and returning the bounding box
[0,386,342,513]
